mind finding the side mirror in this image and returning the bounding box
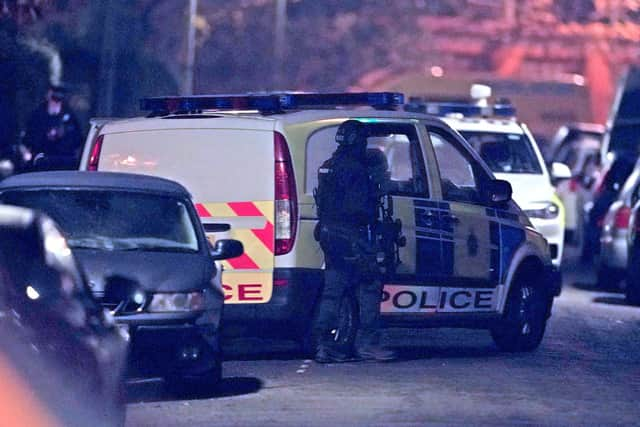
[551,162,572,182]
[210,239,244,261]
[485,179,512,205]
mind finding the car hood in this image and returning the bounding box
[494,173,555,209]
[73,248,213,294]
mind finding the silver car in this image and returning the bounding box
[597,158,640,287]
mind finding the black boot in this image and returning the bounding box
[315,345,351,363]
[355,344,398,362]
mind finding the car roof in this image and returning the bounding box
[442,116,524,134]
[0,171,191,197]
[96,109,444,134]
[562,122,605,135]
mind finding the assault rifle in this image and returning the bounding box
[366,149,406,276]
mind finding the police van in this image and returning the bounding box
[81,92,561,352]
[406,85,571,267]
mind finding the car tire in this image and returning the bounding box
[596,264,624,290]
[300,290,358,357]
[166,362,222,396]
[490,276,550,352]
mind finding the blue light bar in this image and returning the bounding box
[404,101,516,118]
[141,92,404,114]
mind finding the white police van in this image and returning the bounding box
[81,92,561,352]
[406,85,571,267]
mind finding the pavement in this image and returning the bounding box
[124,251,640,426]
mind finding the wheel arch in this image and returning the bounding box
[498,242,549,314]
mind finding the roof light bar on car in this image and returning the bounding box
[140,92,405,115]
[404,101,516,118]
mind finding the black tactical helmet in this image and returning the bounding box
[335,120,367,146]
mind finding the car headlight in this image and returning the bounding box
[147,291,205,312]
[524,202,560,219]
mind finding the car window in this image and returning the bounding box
[1,190,200,253]
[429,129,482,204]
[306,126,339,195]
[306,122,428,197]
[460,131,542,174]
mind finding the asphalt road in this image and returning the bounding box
[125,253,640,426]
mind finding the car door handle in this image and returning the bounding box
[203,223,231,232]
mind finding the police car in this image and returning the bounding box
[80,92,561,353]
[407,85,571,267]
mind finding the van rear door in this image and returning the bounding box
[95,126,275,304]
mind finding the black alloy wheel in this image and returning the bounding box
[491,276,550,352]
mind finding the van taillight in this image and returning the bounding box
[88,135,104,171]
[274,131,297,255]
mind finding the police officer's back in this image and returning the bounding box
[314,120,396,363]
[316,121,376,230]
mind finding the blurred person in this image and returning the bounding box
[23,84,82,171]
[313,120,397,363]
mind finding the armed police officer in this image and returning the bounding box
[23,84,82,171]
[314,120,397,363]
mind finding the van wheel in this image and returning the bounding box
[166,362,222,396]
[491,276,549,352]
[596,264,624,290]
[301,290,358,356]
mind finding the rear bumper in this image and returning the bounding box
[223,268,324,338]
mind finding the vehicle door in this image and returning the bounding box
[426,126,500,313]
[359,121,448,315]
[304,119,444,314]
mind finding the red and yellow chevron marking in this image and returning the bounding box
[196,201,274,270]
[196,201,274,304]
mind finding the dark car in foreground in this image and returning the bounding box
[0,204,128,426]
[0,172,243,391]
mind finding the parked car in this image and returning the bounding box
[600,66,640,161]
[546,122,604,164]
[78,92,561,354]
[0,204,129,426]
[549,123,604,244]
[0,171,243,391]
[582,152,636,262]
[596,158,640,287]
[582,67,640,262]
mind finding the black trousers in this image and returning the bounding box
[315,233,383,350]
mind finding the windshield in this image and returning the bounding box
[0,190,199,253]
[460,131,543,174]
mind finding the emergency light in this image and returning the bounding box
[140,92,405,115]
[404,101,516,118]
